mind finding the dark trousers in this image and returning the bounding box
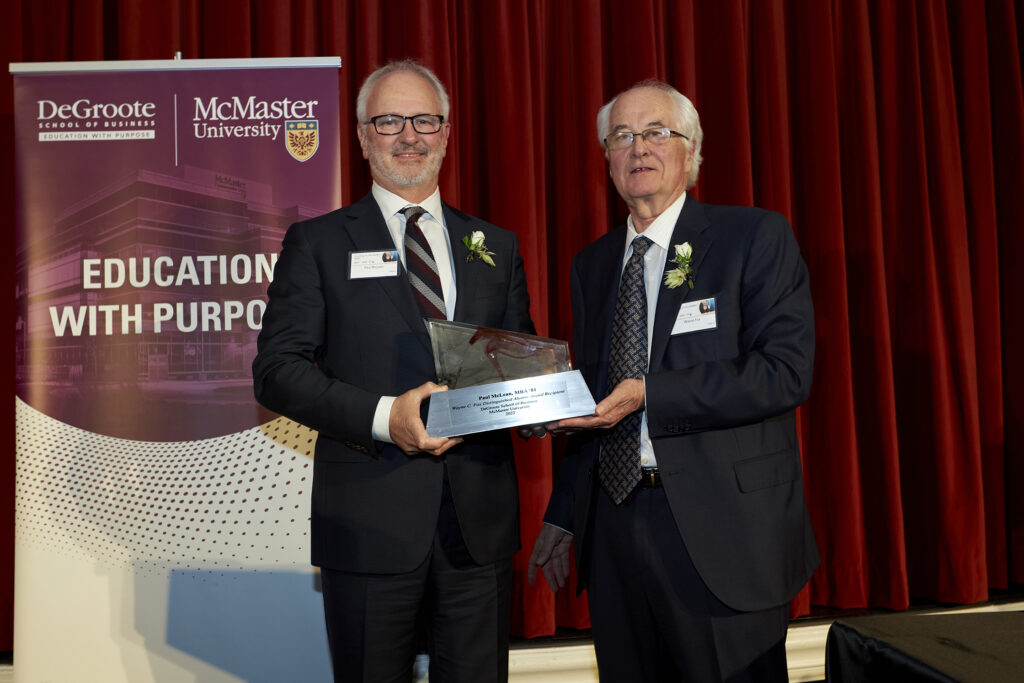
[587,485,790,682]
[320,476,512,683]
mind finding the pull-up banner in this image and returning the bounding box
[12,58,340,683]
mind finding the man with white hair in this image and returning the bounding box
[255,59,533,682]
[529,80,819,681]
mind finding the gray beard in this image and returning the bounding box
[369,145,444,188]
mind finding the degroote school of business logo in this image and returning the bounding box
[285,120,319,161]
[35,97,158,141]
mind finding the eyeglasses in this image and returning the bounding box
[365,114,445,135]
[604,127,689,150]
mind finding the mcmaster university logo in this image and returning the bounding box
[190,96,322,160]
[285,120,319,161]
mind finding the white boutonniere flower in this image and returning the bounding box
[663,242,694,289]
[461,230,496,266]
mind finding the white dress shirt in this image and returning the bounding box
[368,182,458,443]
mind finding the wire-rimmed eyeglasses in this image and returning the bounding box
[604,127,689,150]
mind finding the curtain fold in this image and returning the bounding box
[791,0,880,612]
[826,0,909,610]
[948,0,1007,591]
[985,0,1024,586]
[3,0,1021,647]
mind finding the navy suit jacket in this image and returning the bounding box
[545,196,819,613]
[254,192,534,574]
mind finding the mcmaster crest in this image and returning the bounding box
[285,120,319,161]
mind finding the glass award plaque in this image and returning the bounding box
[423,319,597,437]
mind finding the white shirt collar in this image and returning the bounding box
[625,191,687,252]
[371,182,445,226]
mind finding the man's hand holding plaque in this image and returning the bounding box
[423,319,597,438]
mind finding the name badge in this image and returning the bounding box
[671,298,717,335]
[349,250,400,279]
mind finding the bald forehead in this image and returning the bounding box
[608,87,679,133]
[366,71,442,115]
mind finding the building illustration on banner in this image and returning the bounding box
[16,164,324,441]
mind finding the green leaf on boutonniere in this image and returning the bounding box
[462,230,496,266]
[663,241,695,289]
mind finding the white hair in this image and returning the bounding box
[356,59,451,122]
[596,79,704,188]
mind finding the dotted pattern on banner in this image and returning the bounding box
[15,397,319,577]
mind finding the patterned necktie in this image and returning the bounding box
[600,235,653,504]
[402,206,446,320]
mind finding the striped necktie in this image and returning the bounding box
[402,206,446,320]
[600,235,653,504]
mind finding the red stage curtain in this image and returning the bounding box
[3,0,1022,646]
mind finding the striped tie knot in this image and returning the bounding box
[403,205,426,223]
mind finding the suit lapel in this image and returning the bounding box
[343,194,431,350]
[444,203,475,322]
[588,230,628,398]
[650,197,713,369]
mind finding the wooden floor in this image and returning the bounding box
[3,599,1022,682]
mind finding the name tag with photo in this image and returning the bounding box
[671,298,717,335]
[349,250,400,279]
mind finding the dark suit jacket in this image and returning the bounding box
[545,196,820,613]
[254,192,534,574]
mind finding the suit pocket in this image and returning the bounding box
[662,289,740,369]
[734,449,800,492]
[315,435,378,462]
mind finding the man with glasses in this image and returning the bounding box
[254,60,533,682]
[528,80,818,681]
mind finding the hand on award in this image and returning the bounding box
[528,523,574,592]
[390,382,463,456]
[550,378,645,432]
